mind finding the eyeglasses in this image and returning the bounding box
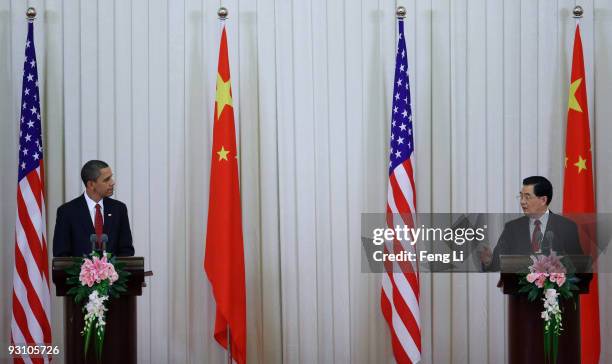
[516,193,535,201]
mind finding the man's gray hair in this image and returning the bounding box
[81,160,109,186]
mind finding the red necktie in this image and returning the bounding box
[531,219,541,252]
[95,203,103,249]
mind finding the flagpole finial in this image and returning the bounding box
[396,6,407,19]
[218,7,228,20]
[573,5,584,18]
[26,7,36,21]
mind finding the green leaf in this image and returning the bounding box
[544,330,550,364]
[553,322,559,364]
[99,327,106,361]
[96,327,105,362]
[83,321,93,356]
[528,289,539,302]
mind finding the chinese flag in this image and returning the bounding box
[204,26,247,364]
[562,24,599,364]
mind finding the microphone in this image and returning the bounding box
[100,234,108,252]
[90,233,109,252]
[543,231,554,255]
[90,234,98,252]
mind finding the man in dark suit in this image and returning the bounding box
[53,160,134,257]
[481,176,583,271]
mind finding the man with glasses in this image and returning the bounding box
[480,176,583,271]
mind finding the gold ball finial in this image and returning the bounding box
[396,6,407,19]
[573,5,584,18]
[26,7,36,21]
[218,7,228,20]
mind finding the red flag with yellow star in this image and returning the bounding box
[562,24,599,364]
[204,26,247,364]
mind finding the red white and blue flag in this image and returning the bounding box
[380,17,421,364]
[11,20,52,364]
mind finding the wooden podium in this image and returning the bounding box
[499,255,592,364]
[52,257,145,364]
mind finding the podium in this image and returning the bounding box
[52,257,145,364]
[499,255,592,364]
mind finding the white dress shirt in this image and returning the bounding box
[84,192,104,226]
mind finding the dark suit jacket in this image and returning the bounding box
[53,194,135,257]
[488,212,583,271]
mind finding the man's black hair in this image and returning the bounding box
[522,176,553,205]
[81,160,109,186]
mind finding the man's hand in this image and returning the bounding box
[477,243,493,267]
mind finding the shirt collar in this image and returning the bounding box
[84,192,104,211]
[530,208,550,225]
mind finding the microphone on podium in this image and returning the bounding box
[90,234,97,252]
[543,231,554,255]
[90,233,109,253]
[100,234,108,252]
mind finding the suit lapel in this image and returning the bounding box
[79,194,95,233]
[545,211,555,235]
[520,216,532,252]
[103,198,115,236]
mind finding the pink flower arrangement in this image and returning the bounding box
[526,252,567,288]
[520,252,576,364]
[79,255,119,287]
[68,251,127,361]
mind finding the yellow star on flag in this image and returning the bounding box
[574,155,587,173]
[216,73,233,119]
[568,78,583,113]
[217,146,230,161]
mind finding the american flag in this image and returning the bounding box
[11,21,52,364]
[380,18,421,364]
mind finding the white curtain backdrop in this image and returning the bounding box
[1,0,612,363]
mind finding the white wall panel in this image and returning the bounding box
[485,1,506,363]
[255,0,283,362]
[62,0,82,195]
[345,0,364,363]
[293,1,319,362]
[538,0,562,194]
[430,0,452,361]
[149,0,170,363]
[327,0,350,362]
[450,1,469,363]
[466,1,488,362]
[130,0,152,362]
[167,0,188,361]
[311,0,333,362]
[1,1,612,363]
[520,0,539,176]
[80,0,98,161]
[274,0,299,362]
